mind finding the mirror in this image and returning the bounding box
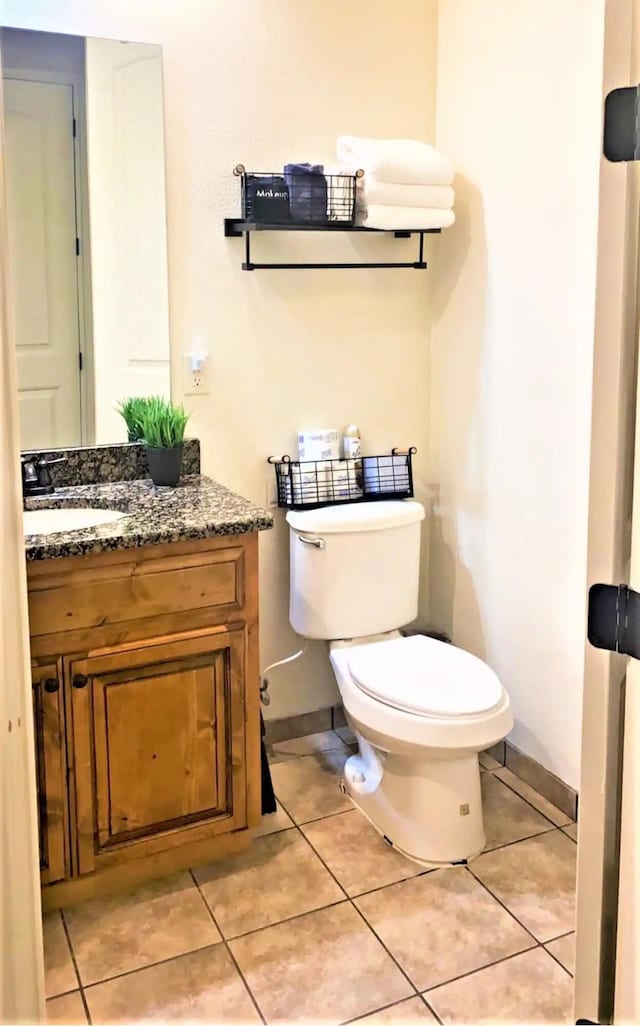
[1,28,171,450]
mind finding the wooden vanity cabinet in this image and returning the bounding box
[31,661,69,885]
[27,534,261,909]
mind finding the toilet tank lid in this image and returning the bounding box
[286,500,425,534]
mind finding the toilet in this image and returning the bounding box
[286,499,513,866]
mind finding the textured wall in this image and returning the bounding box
[431,0,607,789]
[1,0,438,718]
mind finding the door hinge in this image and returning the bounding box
[588,583,640,660]
[75,237,80,256]
[604,85,640,162]
[72,117,77,138]
[78,351,83,372]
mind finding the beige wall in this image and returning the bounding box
[431,0,607,790]
[1,0,439,719]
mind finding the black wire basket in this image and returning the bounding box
[234,164,362,227]
[268,448,416,510]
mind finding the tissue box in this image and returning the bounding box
[297,429,340,462]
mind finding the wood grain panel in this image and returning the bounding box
[28,547,243,637]
[69,627,247,874]
[31,662,69,883]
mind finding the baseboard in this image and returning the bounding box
[264,706,578,821]
[505,741,578,820]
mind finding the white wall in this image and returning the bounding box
[431,0,607,789]
[1,0,438,720]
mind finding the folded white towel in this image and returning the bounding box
[361,179,454,209]
[337,136,454,186]
[362,204,456,231]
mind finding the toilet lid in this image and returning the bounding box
[347,635,504,718]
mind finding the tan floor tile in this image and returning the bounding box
[482,773,554,850]
[43,913,78,998]
[302,809,425,896]
[252,799,294,838]
[46,991,87,1025]
[230,901,412,1023]
[472,829,576,942]
[355,867,533,991]
[479,751,501,770]
[425,947,573,1023]
[195,830,344,938]
[495,767,572,827]
[85,944,259,1024]
[546,932,576,975]
[269,730,350,764]
[64,870,221,986]
[563,821,578,841]
[335,725,357,745]
[270,748,352,823]
[352,996,439,1024]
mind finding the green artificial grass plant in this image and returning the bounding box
[138,396,190,449]
[116,396,152,442]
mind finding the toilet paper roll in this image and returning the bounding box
[297,429,340,462]
[292,460,333,504]
[363,455,410,495]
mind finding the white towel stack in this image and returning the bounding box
[336,136,455,231]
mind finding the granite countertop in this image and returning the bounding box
[24,474,274,561]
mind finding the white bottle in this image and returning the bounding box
[342,424,361,459]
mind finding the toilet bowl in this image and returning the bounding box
[286,499,513,866]
[330,631,512,865]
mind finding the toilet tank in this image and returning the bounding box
[286,500,425,640]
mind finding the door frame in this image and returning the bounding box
[2,62,94,446]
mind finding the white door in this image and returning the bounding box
[85,39,170,442]
[614,375,640,1021]
[4,78,82,449]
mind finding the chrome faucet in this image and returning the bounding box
[21,455,68,497]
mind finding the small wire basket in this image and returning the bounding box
[268,448,416,510]
[234,164,362,227]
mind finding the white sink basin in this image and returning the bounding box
[24,507,126,536]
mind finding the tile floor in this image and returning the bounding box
[44,729,577,1024]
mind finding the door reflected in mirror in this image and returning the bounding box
[1,28,171,450]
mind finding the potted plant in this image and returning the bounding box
[138,397,191,487]
[116,396,154,442]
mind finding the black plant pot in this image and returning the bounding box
[145,445,184,487]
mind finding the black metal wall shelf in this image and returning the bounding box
[224,218,440,271]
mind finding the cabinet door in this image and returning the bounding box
[32,662,69,884]
[69,629,247,875]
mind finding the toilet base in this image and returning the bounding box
[342,747,487,867]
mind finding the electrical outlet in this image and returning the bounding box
[183,352,210,396]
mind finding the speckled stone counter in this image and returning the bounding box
[22,438,201,486]
[24,475,274,561]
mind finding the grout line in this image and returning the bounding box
[543,939,575,980]
[188,869,267,1026]
[59,910,92,1025]
[422,943,546,1000]
[464,863,542,946]
[77,940,226,993]
[294,817,427,1012]
[491,770,572,830]
[340,993,442,1026]
[480,823,557,856]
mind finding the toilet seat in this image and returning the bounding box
[347,634,503,718]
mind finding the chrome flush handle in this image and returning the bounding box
[298,534,325,550]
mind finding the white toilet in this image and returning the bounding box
[286,499,513,866]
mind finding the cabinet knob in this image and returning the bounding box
[43,677,59,694]
[72,674,88,689]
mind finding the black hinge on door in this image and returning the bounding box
[72,117,77,138]
[604,86,640,161]
[78,352,83,372]
[75,237,80,256]
[588,583,640,659]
